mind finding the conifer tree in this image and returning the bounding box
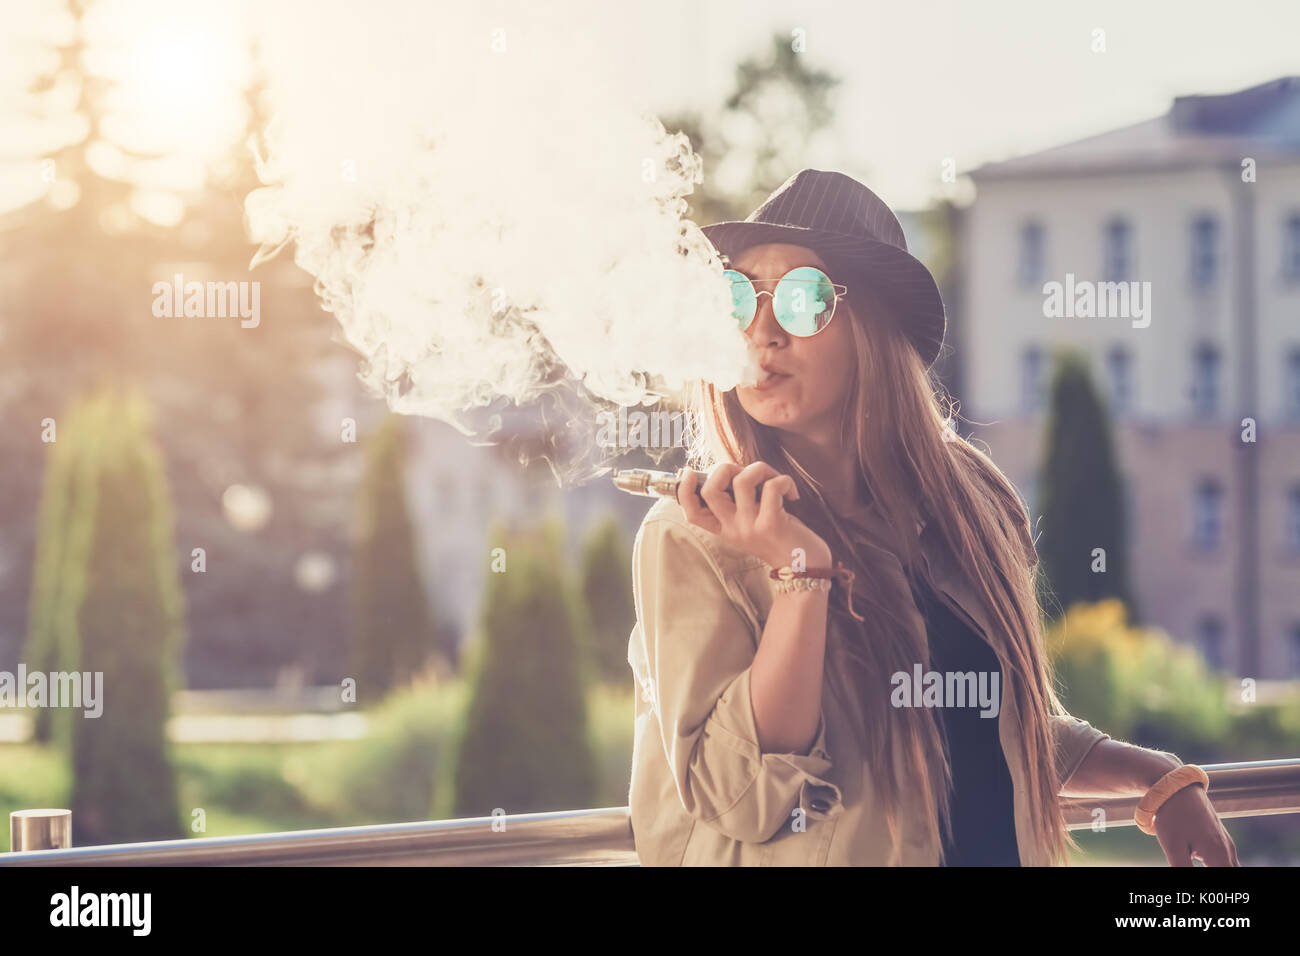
[453,517,596,817]
[351,415,438,700]
[25,389,186,844]
[1037,349,1134,618]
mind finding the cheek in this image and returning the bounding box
[804,325,856,404]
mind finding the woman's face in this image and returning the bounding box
[729,243,858,435]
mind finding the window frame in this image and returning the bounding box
[1190,213,1219,290]
[1191,476,1224,554]
[1103,216,1133,283]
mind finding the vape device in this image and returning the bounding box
[610,468,766,507]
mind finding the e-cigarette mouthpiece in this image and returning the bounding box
[610,467,693,499]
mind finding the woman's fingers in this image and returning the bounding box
[677,462,808,565]
[672,460,826,570]
[1192,829,1236,867]
[1153,789,1240,867]
[676,467,720,534]
[1156,828,1194,867]
[757,472,799,527]
[731,461,779,525]
[699,462,740,528]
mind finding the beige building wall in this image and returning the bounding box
[961,160,1300,678]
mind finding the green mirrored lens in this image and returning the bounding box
[774,266,836,336]
[724,269,756,330]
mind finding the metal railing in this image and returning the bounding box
[5,758,1297,866]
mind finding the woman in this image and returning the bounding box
[626,169,1238,866]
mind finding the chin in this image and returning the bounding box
[737,390,804,429]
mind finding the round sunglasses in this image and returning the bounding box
[724,265,847,338]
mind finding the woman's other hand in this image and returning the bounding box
[1153,785,1240,866]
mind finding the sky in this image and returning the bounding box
[2,0,1298,213]
[640,0,1300,208]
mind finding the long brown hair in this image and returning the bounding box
[683,277,1079,865]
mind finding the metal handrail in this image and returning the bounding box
[5,758,1298,866]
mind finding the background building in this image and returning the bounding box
[961,76,1300,678]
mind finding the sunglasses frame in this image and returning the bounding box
[723,265,849,339]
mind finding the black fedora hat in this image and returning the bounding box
[700,168,946,368]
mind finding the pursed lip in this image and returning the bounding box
[752,365,791,390]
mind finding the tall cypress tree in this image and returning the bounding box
[351,414,437,701]
[452,517,596,817]
[1036,349,1134,618]
[579,515,636,684]
[24,400,94,744]
[24,389,186,844]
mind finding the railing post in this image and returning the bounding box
[9,810,71,852]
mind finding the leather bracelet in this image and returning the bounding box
[769,562,866,622]
[1133,764,1210,835]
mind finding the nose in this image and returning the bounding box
[745,289,787,347]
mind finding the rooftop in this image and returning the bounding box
[971,75,1300,180]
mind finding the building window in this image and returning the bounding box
[1190,214,1219,289]
[1284,213,1300,283]
[1191,342,1221,418]
[1104,217,1133,282]
[1286,348,1300,419]
[1192,478,1223,552]
[1196,615,1224,671]
[1021,346,1045,414]
[1288,485,1300,555]
[1105,345,1133,416]
[1018,220,1045,287]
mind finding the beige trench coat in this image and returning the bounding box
[626,495,1110,866]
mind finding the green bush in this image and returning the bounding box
[276,681,463,823]
[1220,698,1300,762]
[190,761,310,821]
[1047,599,1230,757]
[329,681,446,821]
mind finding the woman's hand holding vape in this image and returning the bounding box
[680,462,834,757]
[677,462,831,571]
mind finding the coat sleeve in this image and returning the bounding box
[631,514,845,845]
[1050,711,1111,788]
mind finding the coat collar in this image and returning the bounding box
[836,499,959,602]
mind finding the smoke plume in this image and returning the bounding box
[245,0,755,483]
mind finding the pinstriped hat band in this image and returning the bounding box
[700,168,946,368]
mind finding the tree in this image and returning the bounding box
[659,31,843,230]
[1,8,358,688]
[0,0,174,664]
[452,516,596,817]
[579,515,636,684]
[24,388,186,844]
[351,414,438,700]
[1036,349,1134,618]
